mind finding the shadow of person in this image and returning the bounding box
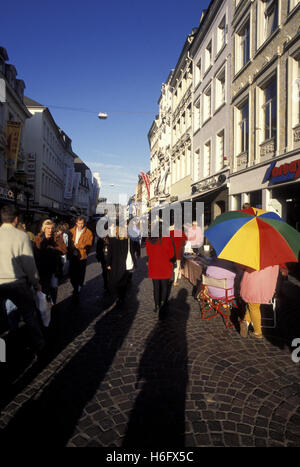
[263,279,300,350]
[122,288,190,447]
[0,286,140,446]
[0,258,146,446]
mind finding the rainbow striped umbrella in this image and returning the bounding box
[205,208,300,270]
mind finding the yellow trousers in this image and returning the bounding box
[244,303,262,335]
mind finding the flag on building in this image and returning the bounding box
[140,171,150,199]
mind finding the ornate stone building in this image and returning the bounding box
[190,0,232,226]
[229,0,300,230]
[148,71,173,207]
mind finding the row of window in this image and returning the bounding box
[43,143,64,176]
[43,120,65,166]
[194,65,226,131]
[234,0,283,75]
[193,130,227,182]
[41,172,62,201]
[172,66,192,111]
[171,147,192,184]
[194,14,227,86]
[234,60,300,159]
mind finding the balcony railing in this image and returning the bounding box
[259,137,276,160]
[293,124,300,143]
[235,151,248,170]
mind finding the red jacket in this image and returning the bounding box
[146,237,175,279]
[170,229,187,260]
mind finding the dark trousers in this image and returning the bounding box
[152,279,170,308]
[109,271,131,301]
[0,281,45,352]
[69,257,87,292]
[99,257,108,290]
[40,275,58,304]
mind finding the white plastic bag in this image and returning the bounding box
[50,274,58,288]
[36,291,51,327]
[5,299,17,315]
[126,239,134,271]
[61,255,69,276]
[5,299,20,330]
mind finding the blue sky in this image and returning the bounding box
[2,0,210,203]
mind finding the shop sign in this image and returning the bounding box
[5,121,22,169]
[262,159,300,185]
[0,186,23,202]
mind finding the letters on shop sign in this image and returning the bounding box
[272,160,300,179]
[263,159,300,185]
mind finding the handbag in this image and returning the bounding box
[36,291,52,327]
[50,274,58,288]
[126,238,134,271]
[170,236,177,265]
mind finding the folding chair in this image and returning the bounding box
[260,295,277,329]
[201,274,238,329]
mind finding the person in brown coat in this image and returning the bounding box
[69,216,93,297]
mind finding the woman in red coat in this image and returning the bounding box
[170,224,187,286]
[146,223,175,316]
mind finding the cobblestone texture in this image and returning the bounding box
[0,248,300,447]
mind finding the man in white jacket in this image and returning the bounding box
[0,205,45,355]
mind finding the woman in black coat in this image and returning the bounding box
[106,226,136,304]
[96,235,109,291]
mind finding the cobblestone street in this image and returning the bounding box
[0,248,300,448]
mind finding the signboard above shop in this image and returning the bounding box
[262,158,300,185]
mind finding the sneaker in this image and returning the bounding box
[240,320,249,338]
[249,331,263,339]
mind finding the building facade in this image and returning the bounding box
[169,33,195,204]
[229,0,300,230]
[0,47,31,208]
[149,71,173,207]
[190,0,232,226]
[23,97,66,215]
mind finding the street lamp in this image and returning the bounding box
[98,112,108,119]
[8,176,22,206]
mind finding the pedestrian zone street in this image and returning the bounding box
[0,249,300,448]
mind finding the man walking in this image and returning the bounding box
[0,205,45,355]
[69,216,93,297]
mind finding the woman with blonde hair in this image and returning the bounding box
[34,219,67,305]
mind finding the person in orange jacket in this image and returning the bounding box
[69,216,93,297]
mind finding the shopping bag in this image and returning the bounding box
[5,299,17,314]
[126,238,134,271]
[61,255,69,276]
[5,299,20,330]
[36,291,51,327]
[50,274,58,288]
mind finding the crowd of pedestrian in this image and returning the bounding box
[0,201,293,363]
[0,205,95,358]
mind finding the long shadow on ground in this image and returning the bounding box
[122,288,190,447]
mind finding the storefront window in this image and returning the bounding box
[250,190,262,208]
